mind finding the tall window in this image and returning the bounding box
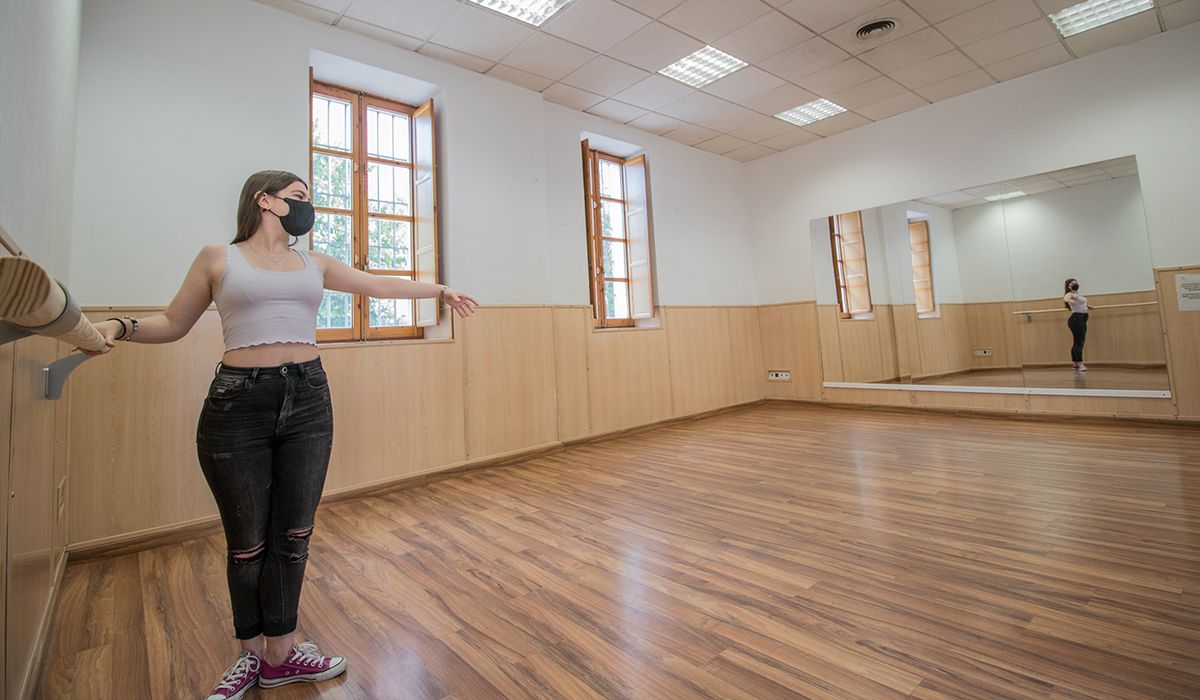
[908,219,936,315]
[309,76,440,342]
[581,141,657,328]
[829,210,872,318]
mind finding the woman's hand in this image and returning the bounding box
[441,288,479,318]
[76,319,120,356]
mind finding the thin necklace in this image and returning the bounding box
[246,244,288,264]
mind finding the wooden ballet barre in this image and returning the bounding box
[1011,301,1159,316]
[0,222,23,257]
[0,252,108,399]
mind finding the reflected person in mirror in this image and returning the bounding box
[1063,278,1090,372]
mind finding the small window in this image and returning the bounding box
[310,74,440,342]
[581,141,657,328]
[829,211,872,319]
[908,219,936,316]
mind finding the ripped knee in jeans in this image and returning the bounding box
[230,542,266,564]
[283,526,314,563]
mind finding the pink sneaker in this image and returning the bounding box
[259,641,347,688]
[206,650,260,700]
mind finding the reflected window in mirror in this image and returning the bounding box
[829,211,873,319]
[908,219,936,317]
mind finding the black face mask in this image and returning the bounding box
[1070,282,1079,291]
[269,197,314,237]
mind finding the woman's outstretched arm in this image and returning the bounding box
[86,244,221,352]
[312,250,479,317]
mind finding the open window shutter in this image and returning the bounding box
[413,98,439,327]
[623,154,655,319]
[581,140,599,320]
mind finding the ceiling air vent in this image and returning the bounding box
[856,19,897,41]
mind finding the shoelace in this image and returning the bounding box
[291,641,326,668]
[214,653,259,692]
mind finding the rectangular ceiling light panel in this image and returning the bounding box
[983,191,1027,201]
[468,0,574,27]
[659,46,748,88]
[1049,0,1155,37]
[774,99,846,126]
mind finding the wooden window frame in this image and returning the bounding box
[310,75,427,342]
[583,145,655,329]
[829,211,872,319]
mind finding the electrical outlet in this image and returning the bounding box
[973,349,993,357]
[767,370,791,381]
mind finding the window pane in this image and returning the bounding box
[367,162,412,215]
[599,159,623,199]
[602,239,627,278]
[370,276,414,327]
[312,212,352,263]
[368,218,412,270]
[312,95,352,152]
[600,200,625,239]
[312,153,353,210]
[604,280,630,319]
[367,108,411,162]
[319,291,353,329]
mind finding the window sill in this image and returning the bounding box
[318,337,456,349]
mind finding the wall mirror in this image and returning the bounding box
[810,155,1169,398]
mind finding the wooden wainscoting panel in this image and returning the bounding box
[966,301,1019,369]
[664,307,737,417]
[0,340,12,695]
[587,324,672,434]
[757,301,823,401]
[551,307,591,441]
[1157,267,1200,419]
[727,307,765,405]
[461,306,558,459]
[320,327,468,488]
[816,305,844,382]
[1026,395,1176,418]
[70,310,224,545]
[913,304,972,379]
[6,335,61,699]
[892,303,919,381]
[822,387,915,406]
[912,391,1027,413]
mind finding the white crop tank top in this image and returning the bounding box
[1065,293,1088,314]
[214,244,325,351]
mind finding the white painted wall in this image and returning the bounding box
[1002,175,1153,300]
[951,204,1015,303]
[748,21,1200,305]
[70,0,756,307]
[1,0,81,283]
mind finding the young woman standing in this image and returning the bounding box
[84,170,478,698]
[1063,277,1090,372]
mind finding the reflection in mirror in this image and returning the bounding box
[996,157,1167,391]
[811,155,1168,395]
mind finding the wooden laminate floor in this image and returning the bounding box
[35,403,1200,699]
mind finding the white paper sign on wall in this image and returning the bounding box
[1177,273,1200,312]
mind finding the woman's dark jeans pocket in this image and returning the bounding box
[207,374,249,401]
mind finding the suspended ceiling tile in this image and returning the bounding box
[336,17,425,50]
[777,0,892,34]
[627,112,690,135]
[858,27,955,73]
[891,49,977,89]
[725,143,779,161]
[540,0,651,52]
[501,33,597,80]
[662,122,722,145]
[695,133,755,154]
[983,42,1071,80]
[487,64,555,91]
[342,0,459,39]
[803,110,871,136]
[586,99,651,123]
[428,3,534,62]
[936,0,1043,47]
[855,89,929,120]
[797,58,880,95]
[613,74,697,110]
[905,0,991,24]
[659,0,775,44]
[418,43,496,73]
[913,68,996,101]
[561,55,650,96]
[961,18,1060,65]
[1064,9,1161,57]
[542,82,606,110]
[741,82,819,115]
[759,127,822,150]
[758,36,851,82]
[712,11,815,64]
[702,66,787,102]
[606,21,705,72]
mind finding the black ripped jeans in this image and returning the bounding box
[1067,312,1088,363]
[196,357,333,640]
